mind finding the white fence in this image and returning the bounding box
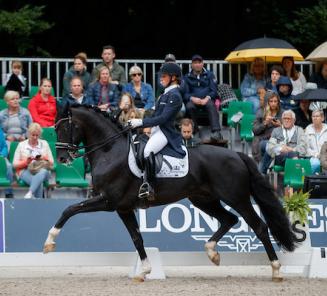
[0,57,315,98]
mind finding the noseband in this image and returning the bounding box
[55,112,131,159]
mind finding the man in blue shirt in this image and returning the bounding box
[183,55,222,141]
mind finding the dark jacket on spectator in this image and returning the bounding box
[294,108,312,129]
[62,67,91,97]
[277,76,298,110]
[309,72,327,89]
[61,94,91,107]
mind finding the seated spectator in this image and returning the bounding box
[179,118,201,148]
[282,56,307,95]
[260,110,307,174]
[240,57,267,113]
[0,91,32,143]
[87,66,120,111]
[0,127,14,198]
[294,99,312,129]
[13,123,54,199]
[309,61,327,89]
[61,77,91,107]
[276,75,298,110]
[266,65,285,93]
[183,54,222,141]
[62,52,91,97]
[305,109,327,173]
[91,45,127,90]
[118,92,141,124]
[4,60,27,97]
[122,66,155,117]
[253,91,283,163]
[28,78,56,127]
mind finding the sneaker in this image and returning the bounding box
[24,191,35,199]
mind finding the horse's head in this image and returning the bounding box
[55,102,84,164]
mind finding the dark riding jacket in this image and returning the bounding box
[142,86,186,158]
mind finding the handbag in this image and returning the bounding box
[28,159,51,175]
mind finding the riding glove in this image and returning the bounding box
[128,119,143,128]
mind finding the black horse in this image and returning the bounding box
[43,105,296,281]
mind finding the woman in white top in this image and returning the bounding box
[282,56,307,95]
[13,123,54,198]
[305,109,327,173]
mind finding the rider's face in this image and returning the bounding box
[160,74,171,88]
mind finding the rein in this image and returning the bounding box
[55,112,131,159]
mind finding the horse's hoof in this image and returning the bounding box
[205,241,220,265]
[133,275,145,283]
[43,242,56,254]
[210,252,220,265]
[272,276,283,282]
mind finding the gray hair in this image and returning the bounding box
[282,109,296,120]
[312,109,324,117]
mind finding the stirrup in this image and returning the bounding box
[138,182,154,200]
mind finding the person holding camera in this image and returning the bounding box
[13,123,54,199]
[252,91,283,165]
[118,92,142,124]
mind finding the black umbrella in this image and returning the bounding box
[294,88,327,101]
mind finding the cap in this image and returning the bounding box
[164,53,176,62]
[191,54,203,62]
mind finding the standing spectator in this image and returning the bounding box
[61,77,91,107]
[62,52,91,97]
[179,118,201,147]
[4,60,27,97]
[305,109,327,173]
[0,127,14,198]
[282,56,307,95]
[91,45,127,89]
[183,54,222,141]
[0,91,32,143]
[276,76,298,110]
[309,61,327,89]
[240,57,267,113]
[13,123,53,199]
[123,66,155,117]
[118,92,141,124]
[266,65,285,93]
[87,66,120,111]
[28,78,57,127]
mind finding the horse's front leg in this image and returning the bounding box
[118,210,151,282]
[43,196,111,253]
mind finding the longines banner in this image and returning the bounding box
[1,199,327,252]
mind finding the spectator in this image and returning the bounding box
[240,57,267,113]
[62,52,91,97]
[0,127,14,198]
[309,61,327,89]
[266,65,285,93]
[179,118,201,148]
[305,109,327,173]
[28,78,57,127]
[87,66,120,111]
[0,91,32,143]
[183,54,222,141]
[91,45,127,89]
[4,60,27,97]
[61,77,91,107]
[282,56,307,95]
[122,66,155,117]
[261,110,307,174]
[13,123,54,199]
[294,100,312,129]
[118,92,141,124]
[253,91,283,163]
[276,75,298,110]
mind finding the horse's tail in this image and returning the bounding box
[237,152,297,252]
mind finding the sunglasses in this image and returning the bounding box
[132,73,142,77]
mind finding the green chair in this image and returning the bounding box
[9,141,19,163]
[55,157,89,188]
[20,99,30,109]
[283,158,312,190]
[0,85,5,100]
[48,141,57,169]
[0,156,10,186]
[233,88,242,100]
[0,100,8,111]
[240,114,255,154]
[42,127,57,142]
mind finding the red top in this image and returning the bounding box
[28,92,57,127]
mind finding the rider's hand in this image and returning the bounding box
[128,119,143,129]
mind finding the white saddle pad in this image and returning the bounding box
[128,145,189,178]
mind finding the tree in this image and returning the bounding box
[0,5,53,56]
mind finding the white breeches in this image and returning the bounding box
[144,126,168,158]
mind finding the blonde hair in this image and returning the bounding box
[97,66,111,80]
[118,93,142,123]
[28,123,42,136]
[11,60,23,70]
[129,65,143,76]
[4,90,20,103]
[263,92,281,119]
[250,57,266,76]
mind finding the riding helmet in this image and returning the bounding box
[160,63,182,79]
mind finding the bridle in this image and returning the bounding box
[55,110,131,159]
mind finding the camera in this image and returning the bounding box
[35,154,41,159]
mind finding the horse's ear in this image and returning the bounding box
[56,99,69,118]
[110,108,122,123]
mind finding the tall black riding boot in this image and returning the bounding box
[138,153,155,200]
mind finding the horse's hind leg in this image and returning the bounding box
[118,210,150,282]
[233,200,283,282]
[43,196,110,253]
[189,199,238,266]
